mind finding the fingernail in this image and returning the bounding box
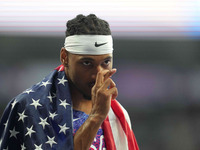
[112,68,117,72]
[111,69,117,74]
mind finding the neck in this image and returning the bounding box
[69,84,92,115]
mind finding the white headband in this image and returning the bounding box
[64,35,113,55]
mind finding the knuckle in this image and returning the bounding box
[115,87,118,93]
[96,88,103,95]
[93,85,100,91]
[103,92,109,98]
[112,82,116,87]
[97,89,109,98]
[97,71,103,76]
[106,78,112,83]
[114,86,117,90]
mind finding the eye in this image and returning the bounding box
[103,59,111,66]
[83,61,92,66]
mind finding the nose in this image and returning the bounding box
[97,65,103,72]
[91,65,103,79]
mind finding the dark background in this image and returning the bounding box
[1,35,200,150]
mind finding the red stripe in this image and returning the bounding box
[102,117,116,150]
[55,64,64,71]
[111,100,139,150]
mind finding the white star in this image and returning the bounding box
[11,99,17,109]
[57,76,68,86]
[47,92,53,103]
[40,80,52,88]
[59,99,70,109]
[30,99,42,110]
[49,112,58,120]
[9,127,19,138]
[58,123,70,134]
[34,144,42,150]
[21,143,26,150]
[52,93,56,98]
[23,89,34,94]
[39,117,50,129]
[73,118,80,122]
[18,110,27,123]
[46,136,57,148]
[25,125,36,137]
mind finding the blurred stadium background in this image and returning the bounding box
[0,0,200,149]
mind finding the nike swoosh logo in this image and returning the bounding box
[95,42,107,47]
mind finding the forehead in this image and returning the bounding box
[69,53,113,61]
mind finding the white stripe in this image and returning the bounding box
[58,65,64,72]
[117,102,132,129]
[108,108,128,150]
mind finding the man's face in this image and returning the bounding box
[65,52,113,100]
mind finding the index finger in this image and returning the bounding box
[104,68,117,81]
[95,69,117,87]
[95,70,110,87]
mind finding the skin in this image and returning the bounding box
[60,47,118,150]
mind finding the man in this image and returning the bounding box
[0,14,139,150]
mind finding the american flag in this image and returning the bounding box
[0,65,139,150]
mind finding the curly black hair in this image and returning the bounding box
[65,14,111,37]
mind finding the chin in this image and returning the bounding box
[82,88,92,100]
[83,94,91,100]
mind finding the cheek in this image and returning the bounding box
[68,66,90,83]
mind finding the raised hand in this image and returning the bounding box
[90,68,118,121]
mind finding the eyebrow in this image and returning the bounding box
[104,56,112,60]
[80,57,95,61]
[79,56,112,61]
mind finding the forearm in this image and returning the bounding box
[73,114,104,150]
[73,69,117,150]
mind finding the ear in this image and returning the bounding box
[60,47,68,66]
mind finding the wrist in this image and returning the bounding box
[89,113,106,125]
